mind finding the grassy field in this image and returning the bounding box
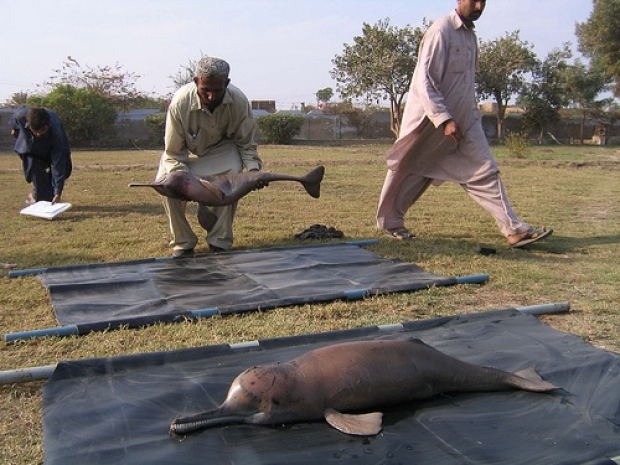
[1,143,619,463]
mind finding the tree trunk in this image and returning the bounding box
[390,97,401,139]
[494,95,506,141]
[579,110,586,144]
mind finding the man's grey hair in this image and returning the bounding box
[194,56,230,80]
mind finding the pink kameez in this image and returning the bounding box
[377,10,529,237]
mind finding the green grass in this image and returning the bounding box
[1,144,619,464]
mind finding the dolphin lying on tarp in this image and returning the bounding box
[169,338,559,437]
[130,166,325,230]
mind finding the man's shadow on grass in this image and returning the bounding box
[377,232,620,263]
[66,203,163,218]
[506,233,620,256]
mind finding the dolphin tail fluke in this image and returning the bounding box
[324,408,383,436]
[512,366,558,392]
[301,166,325,198]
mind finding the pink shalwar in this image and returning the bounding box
[376,10,529,238]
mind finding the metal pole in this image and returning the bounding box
[0,365,56,384]
[4,325,80,343]
[454,274,490,285]
[8,257,173,278]
[0,302,572,385]
[516,302,570,315]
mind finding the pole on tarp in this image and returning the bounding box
[454,274,490,285]
[0,365,56,384]
[8,257,173,279]
[8,241,379,279]
[4,325,79,343]
[0,302,572,385]
[516,302,570,315]
[8,267,48,278]
[346,239,379,247]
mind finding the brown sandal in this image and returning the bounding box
[386,227,416,240]
[509,227,553,248]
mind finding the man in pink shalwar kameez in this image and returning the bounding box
[376,0,552,248]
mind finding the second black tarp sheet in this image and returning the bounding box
[42,309,620,465]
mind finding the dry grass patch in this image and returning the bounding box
[0,144,619,464]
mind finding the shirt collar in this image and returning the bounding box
[450,9,475,30]
[189,84,234,112]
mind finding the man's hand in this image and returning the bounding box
[250,169,269,190]
[443,119,464,144]
[51,194,62,204]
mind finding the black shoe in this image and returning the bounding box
[172,248,195,258]
[208,245,226,253]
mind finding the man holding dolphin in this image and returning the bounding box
[156,56,263,257]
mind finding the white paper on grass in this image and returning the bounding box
[20,201,72,220]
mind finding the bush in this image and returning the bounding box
[145,112,166,145]
[33,85,117,146]
[504,131,530,158]
[257,113,305,144]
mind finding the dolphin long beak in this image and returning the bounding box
[170,409,248,435]
[128,181,171,197]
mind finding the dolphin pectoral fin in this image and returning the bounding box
[324,408,383,436]
[198,178,225,202]
[197,204,218,231]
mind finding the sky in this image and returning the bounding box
[0,0,595,110]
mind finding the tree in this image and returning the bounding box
[33,85,117,146]
[145,112,166,145]
[476,31,538,139]
[45,56,144,111]
[331,18,427,137]
[315,87,333,107]
[562,59,614,143]
[519,45,572,144]
[170,54,207,91]
[4,92,29,108]
[576,0,620,96]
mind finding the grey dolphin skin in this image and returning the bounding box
[130,166,325,230]
[169,338,558,436]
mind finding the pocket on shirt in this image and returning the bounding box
[185,128,199,153]
[449,45,469,73]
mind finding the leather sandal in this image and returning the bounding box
[509,227,553,248]
[386,227,416,240]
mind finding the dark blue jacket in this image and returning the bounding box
[9,107,72,196]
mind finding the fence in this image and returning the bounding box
[0,109,618,150]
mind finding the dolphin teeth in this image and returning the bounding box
[170,421,196,435]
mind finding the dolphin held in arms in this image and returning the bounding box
[130,166,325,230]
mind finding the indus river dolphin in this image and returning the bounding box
[130,165,325,230]
[169,338,558,437]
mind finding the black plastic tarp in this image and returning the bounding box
[42,309,620,464]
[38,243,458,328]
